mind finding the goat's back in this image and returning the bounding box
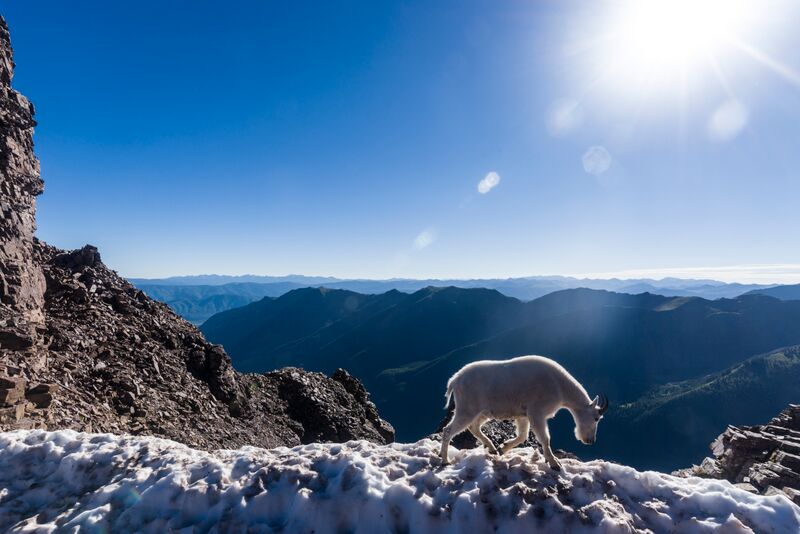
[447,355,572,416]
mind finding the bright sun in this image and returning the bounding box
[556,0,799,138]
[598,0,756,89]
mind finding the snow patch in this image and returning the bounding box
[1,430,798,533]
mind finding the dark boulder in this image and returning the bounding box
[52,245,102,270]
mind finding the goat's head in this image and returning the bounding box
[574,394,609,445]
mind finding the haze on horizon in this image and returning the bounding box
[4,1,800,283]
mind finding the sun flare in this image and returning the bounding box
[603,0,755,86]
[616,0,750,65]
[563,0,800,128]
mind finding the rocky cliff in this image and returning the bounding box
[0,16,45,340]
[676,404,800,506]
[0,15,393,449]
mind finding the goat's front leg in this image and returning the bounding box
[530,416,562,471]
[498,417,530,454]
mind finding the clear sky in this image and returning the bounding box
[4,1,800,281]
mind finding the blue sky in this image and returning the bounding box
[4,0,800,281]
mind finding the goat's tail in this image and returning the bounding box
[444,375,457,409]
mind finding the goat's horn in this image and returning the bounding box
[598,394,609,415]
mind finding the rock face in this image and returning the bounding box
[0,16,45,330]
[0,16,393,450]
[676,404,800,506]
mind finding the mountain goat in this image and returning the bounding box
[439,355,609,470]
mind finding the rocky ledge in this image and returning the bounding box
[676,404,800,506]
[2,243,394,449]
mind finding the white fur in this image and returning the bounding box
[439,355,605,470]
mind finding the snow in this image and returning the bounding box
[1,430,798,533]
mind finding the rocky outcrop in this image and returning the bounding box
[267,367,395,443]
[676,404,800,506]
[0,238,396,450]
[0,15,393,450]
[0,16,45,330]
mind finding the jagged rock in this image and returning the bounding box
[734,482,759,493]
[51,245,102,269]
[785,486,800,504]
[0,328,34,350]
[0,375,25,405]
[0,16,45,327]
[0,15,394,452]
[0,403,24,423]
[677,404,800,505]
[264,367,395,443]
[776,450,800,472]
[25,382,54,408]
[332,367,395,441]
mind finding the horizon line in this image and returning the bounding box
[126,263,800,286]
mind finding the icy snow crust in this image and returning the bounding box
[1,431,799,533]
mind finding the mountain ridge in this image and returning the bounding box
[136,275,781,323]
[747,283,800,301]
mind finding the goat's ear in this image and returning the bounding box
[590,395,599,407]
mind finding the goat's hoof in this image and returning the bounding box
[545,456,562,471]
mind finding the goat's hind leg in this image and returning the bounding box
[498,417,530,455]
[468,417,498,455]
[440,409,474,464]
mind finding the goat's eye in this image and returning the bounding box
[594,417,599,422]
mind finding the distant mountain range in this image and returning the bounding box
[133,283,308,324]
[133,274,788,324]
[747,283,800,301]
[131,275,340,286]
[200,286,800,470]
